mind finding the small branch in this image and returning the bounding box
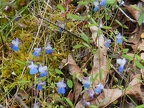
[116,5,137,23]
[36,15,81,39]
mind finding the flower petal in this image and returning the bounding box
[30,68,38,74]
[12,45,18,52]
[58,87,65,94]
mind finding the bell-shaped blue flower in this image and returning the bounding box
[81,77,91,89]
[56,80,66,94]
[11,38,20,52]
[104,39,111,48]
[28,62,38,75]
[93,1,99,12]
[116,58,126,72]
[45,43,53,54]
[39,65,48,77]
[95,83,104,94]
[36,82,46,90]
[33,47,41,57]
[100,0,106,7]
[116,33,123,44]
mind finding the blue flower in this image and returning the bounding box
[81,77,91,89]
[28,62,38,75]
[33,47,41,57]
[104,39,111,48]
[116,58,126,72]
[82,99,91,106]
[100,0,106,7]
[39,65,48,77]
[57,21,65,32]
[45,43,53,54]
[11,38,20,52]
[36,82,46,90]
[95,83,104,94]
[93,1,99,12]
[116,33,123,44]
[56,80,66,94]
[87,90,95,99]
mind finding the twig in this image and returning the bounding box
[36,15,81,39]
[15,95,29,108]
[111,64,126,81]
[116,5,137,23]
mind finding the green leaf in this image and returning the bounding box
[82,42,91,49]
[15,59,25,65]
[102,26,112,29]
[57,4,65,12]
[99,69,102,81]
[138,13,144,26]
[73,44,83,49]
[134,61,144,69]
[89,18,98,25]
[64,97,74,107]
[115,19,123,27]
[67,79,73,88]
[136,104,144,108]
[122,48,129,54]
[67,14,83,20]
[55,68,64,75]
[106,0,116,5]
[89,105,98,108]
[122,54,133,61]
[78,1,88,5]
[81,32,89,43]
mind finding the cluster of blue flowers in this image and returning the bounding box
[104,32,123,48]
[81,76,104,98]
[93,0,106,12]
[11,38,67,94]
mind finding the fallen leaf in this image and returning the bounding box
[67,54,83,79]
[126,75,143,103]
[91,89,122,107]
[90,26,108,87]
[73,79,82,105]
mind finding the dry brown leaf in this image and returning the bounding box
[126,75,143,103]
[67,54,83,79]
[91,89,122,107]
[74,79,82,105]
[141,33,144,38]
[90,26,108,87]
[138,39,144,51]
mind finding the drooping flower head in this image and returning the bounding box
[33,47,41,57]
[11,38,20,52]
[116,33,123,44]
[104,39,111,48]
[56,80,66,94]
[100,0,106,7]
[28,62,38,75]
[36,81,46,90]
[57,21,65,32]
[81,77,91,89]
[87,90,95,99]
[116,58,126,72]
[45,43,53,54]
[93,1,99,12]
[39,65,48,77]
[95,83,104,94]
